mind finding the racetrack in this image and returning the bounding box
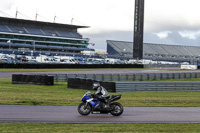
[1,68,200,124]
[0,105,200,123]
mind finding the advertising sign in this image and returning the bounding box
[181,65,197,70]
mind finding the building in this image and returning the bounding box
[107,40,200,63]
[0,17,93,55]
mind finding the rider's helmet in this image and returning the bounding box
[93,82,100,90]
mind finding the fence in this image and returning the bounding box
[115,82,200,92]
[148,64,180,68]
[66,78,200,92]
[48,72,200,82]
[0,63,144,69]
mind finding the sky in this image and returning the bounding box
[1,0,200,52]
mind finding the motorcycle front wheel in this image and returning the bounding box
[110,102,123,116]
[78,102,91,115]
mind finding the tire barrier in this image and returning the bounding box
[0,63,144,69]
[67,78,116,92]
[12,74,54,86]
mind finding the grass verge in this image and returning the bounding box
[0,123,200,133]
[1,78,200,133]
[0,78,200,107]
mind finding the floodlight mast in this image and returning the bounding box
[133,0,144,60]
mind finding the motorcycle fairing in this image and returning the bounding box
[86,98,100,107]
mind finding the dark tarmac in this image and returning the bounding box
[0,105,200,123]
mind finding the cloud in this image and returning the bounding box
[154,31,172,39]
[145,31,200,46]
[0,0,14,10]
[179,30,200,40]
[0,0,14,17]
[145,0,200,32]
[1,0,200,52]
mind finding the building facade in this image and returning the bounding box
[0,17,93,54]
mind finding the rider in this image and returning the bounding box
[92,82,110,106]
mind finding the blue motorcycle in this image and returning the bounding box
[78,91,123,116]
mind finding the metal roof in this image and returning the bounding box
[0,17,89,29]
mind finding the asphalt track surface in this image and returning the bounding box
[0,105,200,123]
[1,67,200,78]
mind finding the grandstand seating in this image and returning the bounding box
[185,46,200,56]
[8,25,26,33]
[0,24,10,32]
[148,44,168,55]
[58,30,75,38]
[24,27,43,35]
[0,23,82,39]
[41,29,58,36]
[143,44,157,55]
[71,31,82,38]
[0,17,92,54]
[107,40,200,62]
[176,46,189,56]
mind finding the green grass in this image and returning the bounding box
[0,78,85,106]
[1,79,200,132]
[0,78,200,107]
[0,123,200,133]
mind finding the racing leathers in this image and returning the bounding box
[94,86,110,102]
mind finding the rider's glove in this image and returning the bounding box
[91,94,96,97]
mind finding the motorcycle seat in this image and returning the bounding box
[111,95,121,101]
[111,95,121,98]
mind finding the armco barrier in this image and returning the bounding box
[48,72,200,82]
[67,78,116,92]
[12,74,54,85]
[115,82,200,92]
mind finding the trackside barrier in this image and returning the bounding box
[47,72,200,82]
[67,78,116,92]
[115,82,200,92]
[0,63,144,69]
[12,74,54,85]
[67,79,200,92]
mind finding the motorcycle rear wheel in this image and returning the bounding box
[78,102,91,115]
[110,102,123,116]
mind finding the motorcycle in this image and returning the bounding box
[78,91,123,116]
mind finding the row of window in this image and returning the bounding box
[0,39,87,49]
[0,34,89,45]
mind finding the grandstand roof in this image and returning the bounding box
[0,17,89,29]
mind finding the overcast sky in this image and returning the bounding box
[1,0,200,52]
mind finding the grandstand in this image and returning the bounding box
[0,17,93,54]
[107,40,200,62]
